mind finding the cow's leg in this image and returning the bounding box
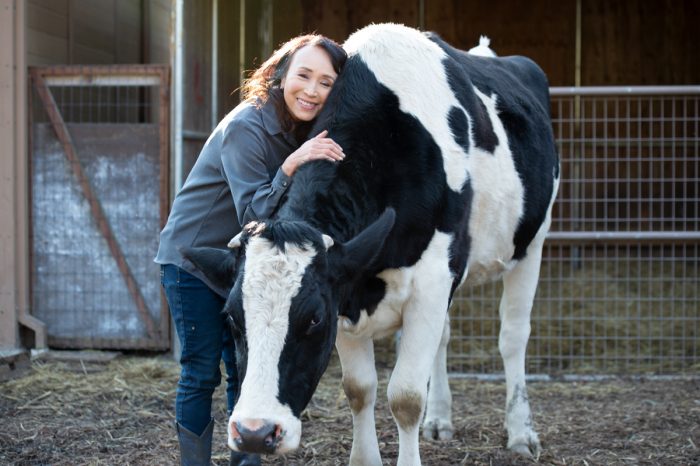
[422,313,453,441]
[499,238,544,457]
[388,236,453,466]
[389,293,450,466]
[336,331,382,466]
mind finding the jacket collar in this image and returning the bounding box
[261,97,284,136]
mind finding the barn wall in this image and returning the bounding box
[581,0,700,85]
[294,0,699,86]
[147,0,172,65]
[26,0,171,67]
[425,0,577,87]
[217,0,242,116]
[299,0,419,43]
[26,0,69,65]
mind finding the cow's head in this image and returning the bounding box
[182,209,395,454]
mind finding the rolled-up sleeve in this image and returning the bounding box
[221,120,292,226]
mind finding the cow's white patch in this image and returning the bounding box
[468,36,497,57]
[344,23,471,192]
[462,89,525,286]
[228,236,316,453]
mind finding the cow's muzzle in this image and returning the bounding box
[230,418,283,454]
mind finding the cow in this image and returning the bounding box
[183,23,559,466]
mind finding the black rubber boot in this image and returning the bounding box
[229,450,262,466]
[176,418,214,466]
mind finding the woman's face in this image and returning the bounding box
[281,45,338,122]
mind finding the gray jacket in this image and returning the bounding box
[155,99,298,296]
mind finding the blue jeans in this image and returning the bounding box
[161,264,239,436]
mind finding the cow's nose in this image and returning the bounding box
[231,418,282,454]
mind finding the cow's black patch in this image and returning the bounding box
[448,106,470,154]
[275,255,337,417]
[443,181,473,301]
[431,42,498,153]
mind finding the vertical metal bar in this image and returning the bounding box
[173,0,184,192]
[212,0,219,128]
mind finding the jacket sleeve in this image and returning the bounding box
[221,120,293,226]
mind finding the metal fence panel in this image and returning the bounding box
[449,87,700,375]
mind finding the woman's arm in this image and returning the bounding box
[222,123,290,226]
[222,125,344,226]
[281,130,344,176]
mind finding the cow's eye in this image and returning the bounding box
[305,315,322,335]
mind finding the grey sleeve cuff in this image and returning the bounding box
[240,168,292,226]
[271,167,292,193]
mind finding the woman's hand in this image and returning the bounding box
[281,130,345,176]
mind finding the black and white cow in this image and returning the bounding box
[185,23,559,465]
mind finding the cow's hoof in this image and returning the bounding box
[422,419,454,441]
[508,438,541,459]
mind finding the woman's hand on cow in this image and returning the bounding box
[282,130,345,176]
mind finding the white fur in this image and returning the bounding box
[228,237,316,453]
[462,89,525,287]
[344,24,471,192]
[468,36,497,57]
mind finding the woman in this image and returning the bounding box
[155,34,347,466]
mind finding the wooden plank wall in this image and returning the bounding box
[26,0,171,67]
[581,0,699,85]
[296,0,699,86]
[217,0,242,115]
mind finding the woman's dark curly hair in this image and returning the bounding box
[241,34,347,133]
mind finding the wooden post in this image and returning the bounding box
[0,0,21,348]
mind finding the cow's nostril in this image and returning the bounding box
[234,419,281,454]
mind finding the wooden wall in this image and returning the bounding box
[26,0,170,66]
[296,0,699,86]
[581,0,699,85]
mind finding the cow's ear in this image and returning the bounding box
[330,208,396,280]
[180,246,239,292]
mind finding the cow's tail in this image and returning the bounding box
[468,36,497,57]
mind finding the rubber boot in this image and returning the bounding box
[229,450,262,466]
[176,418,214,466]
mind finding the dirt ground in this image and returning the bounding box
[1,354,698,466]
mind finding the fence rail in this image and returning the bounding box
[449,85,699,375]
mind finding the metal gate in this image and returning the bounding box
[449,86,700,375]
[29,65,170,350]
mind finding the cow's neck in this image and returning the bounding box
[275,160,379,243]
